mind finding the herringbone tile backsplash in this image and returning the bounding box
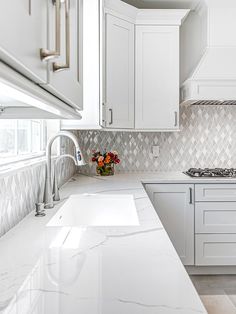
[77,104,236,174]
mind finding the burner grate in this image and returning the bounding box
[184,168,236,178]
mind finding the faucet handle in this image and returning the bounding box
[35,203,46,217]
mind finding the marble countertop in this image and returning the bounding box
[0,172,208,314]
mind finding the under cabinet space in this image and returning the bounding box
[196,234,236,266]
[195,184,236,202]
[195,202,236,234]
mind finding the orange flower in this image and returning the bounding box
[104,155,111,164]
[98,161,104,167]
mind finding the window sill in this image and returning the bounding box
[0,154,49,178]
[0,152,46,166]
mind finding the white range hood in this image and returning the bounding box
[181,0,236,104]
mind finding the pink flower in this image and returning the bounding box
[98,156,104,162]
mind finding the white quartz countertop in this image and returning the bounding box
[0,172,208,314]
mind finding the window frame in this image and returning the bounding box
[0,119,47,167]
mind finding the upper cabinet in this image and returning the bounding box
[135,25,179,130]
[0,0,48,84]
[41,0,83,110]
[0,0,83,119]
[62,0,189,130]
[0,0,189,124]
[105,14,135,129]
[103,3,189,131]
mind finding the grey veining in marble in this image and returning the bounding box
[0,173,207,314]
[75,104,236,175]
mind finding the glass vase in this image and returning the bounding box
[96,163,114,176]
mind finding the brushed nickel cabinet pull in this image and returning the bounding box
[29,0,32,15]
[189,187,193,204]
[53,0,70,72]
[109,108,113,125]
[40,0,61,61]
[174,111,178,127]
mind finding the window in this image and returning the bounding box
[0,120,46,165]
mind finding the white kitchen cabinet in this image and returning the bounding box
[196,234,236,266]
[195,202,236,234]
[0,0,47,83]
[195,184,236,267]
[135,26,179,130]
[104,14,135,129]
[42,0,83,110]
[61,0,189,130]
[195,184,236,202]
[145,184,194,265]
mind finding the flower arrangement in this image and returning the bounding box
[92,150,120,176]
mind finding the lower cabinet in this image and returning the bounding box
[145,182,236,268]
[145,184,194,265]
[195,234,236,266]
[195,202,236,234]
[195,200,236,266]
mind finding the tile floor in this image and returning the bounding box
[191,275,236,314]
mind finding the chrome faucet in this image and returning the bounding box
[44,131,85,209]
[53,154,77,202]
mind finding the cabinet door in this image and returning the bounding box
[145,184,194,265]
[105,14,134,129]
[0,0,47,83]
[43,0,83,110]
[135,26,179,130]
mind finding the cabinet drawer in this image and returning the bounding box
[195,184,236,202]
[195,202,236,233]
[196,234,236,266]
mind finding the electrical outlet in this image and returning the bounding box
[152,146,160,158]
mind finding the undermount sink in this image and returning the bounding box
[47,194,140,227]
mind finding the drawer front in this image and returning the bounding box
[195,184,236,202]
[196,234,236,266]
[195,202,236,233]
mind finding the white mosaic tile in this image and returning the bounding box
[0,138,76,237]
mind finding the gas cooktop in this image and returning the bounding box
[184,168,236,178]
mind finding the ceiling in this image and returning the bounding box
[122,0,201,9]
